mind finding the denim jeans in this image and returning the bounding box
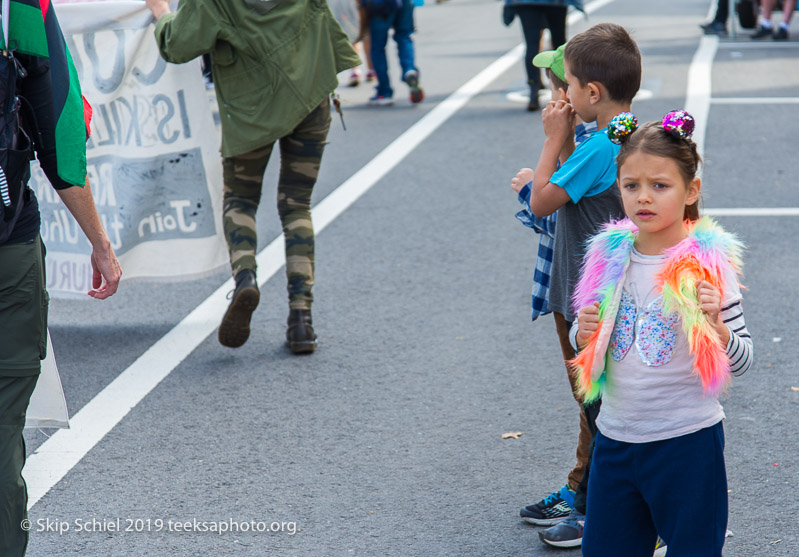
[369,0,417,98]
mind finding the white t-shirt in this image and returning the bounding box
[596,247,742,443]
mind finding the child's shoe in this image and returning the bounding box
[368,94,394,106]
[520,485,575,526]
[538,509,584,548]
[365,69,376,82]
[403,70,425,104]
[347,69,361,87]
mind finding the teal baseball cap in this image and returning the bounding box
[533,43,567,82]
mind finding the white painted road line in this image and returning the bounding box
[685,35,718,163]
[705,208,799,217]
[712,97,799,104]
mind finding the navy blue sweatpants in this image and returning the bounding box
[582,421,728,557]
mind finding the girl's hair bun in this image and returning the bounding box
[607,112,638,145]
[662,110,695,139]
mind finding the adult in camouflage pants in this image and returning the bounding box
[148,0,360,353]
[217,100,331,352]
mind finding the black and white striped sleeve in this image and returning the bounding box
[722,300,753,376]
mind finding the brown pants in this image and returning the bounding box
[553,311,593,492]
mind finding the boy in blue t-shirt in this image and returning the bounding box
[519,22,641,548]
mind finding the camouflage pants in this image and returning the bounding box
[222,100,331,311]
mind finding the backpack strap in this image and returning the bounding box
[2,0,9,54]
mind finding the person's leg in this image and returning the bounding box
[572,399,599,513]
[552,312,592,492]
[277,100,331,353]
[513,6,546,109]
[222,146,273,278]
[369,14,393,98]
[392,0,424,102]
[782,0,796,24]
[761,0,776,20]
[544,5,568,49]
[0,239,47,557]
[641,423,728,557]
[751,0,777,37]
[363,34,375,77]
[393,0,417,78]
[715,0,729,23]
[218,145,272,347]
[0,376,39,557]
[582,432,659,557]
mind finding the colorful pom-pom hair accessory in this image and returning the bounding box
[662,110,695,139]
[607,112,638,144]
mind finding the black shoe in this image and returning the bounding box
[286,309,317,354]
[774,26,790,40]
[700,21,727,36]
[520,485,575,526]
[527,95,540,112]
[751,25,773,39]
[218,269,260,348]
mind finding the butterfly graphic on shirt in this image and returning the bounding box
[609,290,680,366]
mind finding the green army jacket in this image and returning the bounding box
[154,0,360,157]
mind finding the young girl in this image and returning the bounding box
[571,111,754,556]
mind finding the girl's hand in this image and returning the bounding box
[577,301,601,347]
[696,280,722,322]
[696,280,730,346]
[511,168,534,193]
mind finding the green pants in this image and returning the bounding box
[0,236,48,556]
[0,375,38,557]
[222,100,331,311]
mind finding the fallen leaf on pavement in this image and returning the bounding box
[791,386,799,392]
[501,432,524,440]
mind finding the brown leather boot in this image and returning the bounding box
[285,309,317,354]
[218,269,260,348]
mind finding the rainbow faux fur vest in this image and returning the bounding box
[570,216,744,402]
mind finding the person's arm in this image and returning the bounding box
[146,0,171,20]
[558,135,576,167]
[56,180,121,299]
[720,300,753,376]
[696,280,753,375]
[146,0,222,64]
[530,101,574,216]
[20,55,122,299]
[575,301,600,351]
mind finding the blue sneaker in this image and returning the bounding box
[368,94,394,106]
[539,509,584,548]
[520,485,575,526]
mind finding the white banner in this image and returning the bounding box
[32,1,228,297]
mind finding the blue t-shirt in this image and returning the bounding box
[550,129,620,203]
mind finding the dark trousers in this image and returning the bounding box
[511,5,567,92]
[713,0,729,23]
[572,398,599,514]
[583,422,728,557]
[0,375,39,557]
[553,312,593,492]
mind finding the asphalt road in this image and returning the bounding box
[24,0,799,555]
